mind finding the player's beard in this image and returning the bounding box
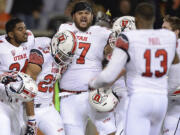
[14,35,27,45]
[74,20,92,32]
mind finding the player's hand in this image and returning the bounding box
[0,72,18,85]
[24,118,37,135]
[88,78,96,91]
[60,65,68,74]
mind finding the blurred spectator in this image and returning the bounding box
[0,0,12,29]
[118,0,132,16]
[11,0,43,29]
[38,0,70,30]
[5,0,13,14]
[47,15,71,33]
[166,0,180,17]
[154,0,180,28]
[93,0,133,18]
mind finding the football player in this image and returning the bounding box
[111,16,135,135]
[89,3,180,135]
[58,1,116,135]
[24,30,77,135]
[0,18,35,135]
[100,15,135,135]
[161,15,180,135]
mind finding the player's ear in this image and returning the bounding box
[72,14,75,21]
[135,17,138,29]
[91,13,94,22]
[135,16,141,29]
[8,32,14,39]
[174,29,180,39]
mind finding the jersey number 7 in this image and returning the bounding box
[76,42,91,64]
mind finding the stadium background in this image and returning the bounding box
[0,0,180,135]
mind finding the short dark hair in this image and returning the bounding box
[135,2,155,21]
[71,1,93,16]
[163,15,180,31]
[5,18,23,34]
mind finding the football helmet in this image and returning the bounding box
[112,16,136,34]
[5,72,38,102]
[108,31,118,48]
[95,10,112,28]
[51,30,77,66]
[89,87,119,112]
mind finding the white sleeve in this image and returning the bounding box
[58,24,68,32]
[168,63,180,92]
[89,47,128,89]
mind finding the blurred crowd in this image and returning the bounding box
[0,0,180,31]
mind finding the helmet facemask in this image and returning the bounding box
[53,49,73,66]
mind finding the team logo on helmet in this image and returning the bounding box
[89,88,118,112]
[58,34,67,44]
[92,93,108,104]
[113,16,136,34]
[121,20,129,27]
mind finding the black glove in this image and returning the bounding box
[0,72,17,85]
[1,76,17,85]
[24,118,37,135]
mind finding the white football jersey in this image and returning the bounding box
[59,23,111,91]
[0,30,34,74]
[29,37,61,105]
[0,30,35,100]
[118,29,176,94]
[169,38,180,97]
[112,77,127,96]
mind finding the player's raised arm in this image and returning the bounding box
[89,34,129,89]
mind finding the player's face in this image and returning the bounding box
[162,21,172,30]
[12,22,28,44]
[162,21,179,38]
[73,10,93,31]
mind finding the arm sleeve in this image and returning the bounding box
[89,47,128,89]
[115,33,130,61]
[58,24,69,32]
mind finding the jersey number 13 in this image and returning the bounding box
[142,49,167,78]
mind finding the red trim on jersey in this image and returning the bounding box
[0,40,3,43]
[31,93,36,98]
[115,36,129,51]
[69,31,77,54]
[23,89,29,95]
[173,89,180,94]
